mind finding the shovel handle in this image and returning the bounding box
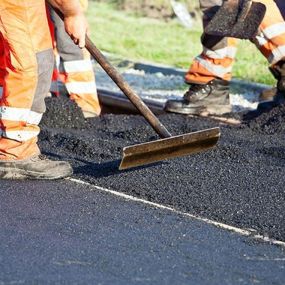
[85,36,172,139]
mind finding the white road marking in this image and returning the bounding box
[68,177,285,248]
[245,257,285,261]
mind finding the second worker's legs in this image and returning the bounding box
[165,0,236,115]
[50,8,101,118]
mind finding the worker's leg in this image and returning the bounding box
[50,8,101,118]
[0,0,72,179]
[0,40,4,96]
[165,0,235,115]
[253,0,285,104]
[47,6,60,97]
[185,0,238,84]
[254,0,285,66]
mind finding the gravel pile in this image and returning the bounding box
[244,103,285,135]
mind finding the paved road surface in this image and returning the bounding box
[0,179,284,285]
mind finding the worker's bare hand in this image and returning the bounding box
[64,13,88,48]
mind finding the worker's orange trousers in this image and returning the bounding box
[49,7,101,117]
[0,0,53,160]
[186,0,285,84]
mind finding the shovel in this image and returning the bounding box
[85,37,220,170]
[204,0,266,39]
[51,9,220,170]
[52,8,220,170]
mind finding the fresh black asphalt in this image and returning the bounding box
[1,96,285,283]
[39,97,285,242]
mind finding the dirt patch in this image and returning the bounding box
[119,0,173,20]
[95,0,201,20]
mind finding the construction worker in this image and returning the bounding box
[0,0,88,179]
[165,0,285,115]
[48,0,101,118]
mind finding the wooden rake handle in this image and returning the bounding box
[85,36,172,139]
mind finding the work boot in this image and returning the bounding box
[259,60,285,102]
[0,155,73,180]
[164,79,232,115]
[257,89,285,111]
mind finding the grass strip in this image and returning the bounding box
[87,2,274,85]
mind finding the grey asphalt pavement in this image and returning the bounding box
[0,179,285,285]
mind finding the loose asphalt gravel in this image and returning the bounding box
[39,95,285,243]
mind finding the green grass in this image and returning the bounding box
[87,2,274,85]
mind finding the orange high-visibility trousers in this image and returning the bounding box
[0,39,4,88]
[0,0,53,160]
[253,0,285,64]
[49,6,101,117]
[186,0,285,84]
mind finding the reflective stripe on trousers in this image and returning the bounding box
[253,0,285,65]
[0,0,53,160]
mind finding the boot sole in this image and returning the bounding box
[165,104,232,115]
[0,166,73,180]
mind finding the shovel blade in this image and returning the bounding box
[204,0,266,39]
[119,127,220,170]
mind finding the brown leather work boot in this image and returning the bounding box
[0,155,73,180]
